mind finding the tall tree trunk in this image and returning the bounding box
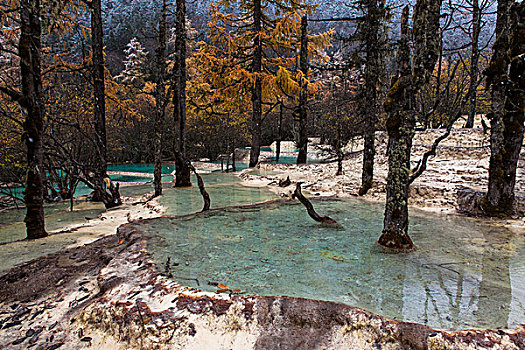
[249,0,263,168]
[484,0,525,216]
[153,0,168,197]
[431,36,443,129]
[276,101,283,163]
[90,0,108,202]
[173,0,192,187]
[359,0,382,195]
[336,123,343,176]
[465,0,481,128]
[296,15,309,165]
[20,0,47,239]
[378,0,442,251]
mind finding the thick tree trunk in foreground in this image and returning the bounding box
[379,0,442,250]
[465,0,481,128]
[153,0,168,197]
[360,0,382,195]
[90,0,108,202]
[484,0,525,216]
[296,15,309,165]
[173,0,191,186]
[20,0,47,239]
[249,0,263,168]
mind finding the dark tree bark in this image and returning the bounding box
[483,0,525,216]
[378,0,442,251]
[278,176,291,187]
[296,15,309,165]
[276,101,283,163]
[465,0,481,128]
[336,125,344,176]
[153,0,168,197]
[231,143,237,172]
[249,0,263,168]
[359,0,383,195]
[182,156,210,211]
[19,0,47,239]
[90,0,108,202]
[86,0,121,208]
[293,183,339,226]
[173,0,192,187]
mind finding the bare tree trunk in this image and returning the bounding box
[465,0,481,128]
[336,122,344,176]
[296,15,309,165]
[276,101,283,163]
[90,0,108,202]
[336,149,343,176]
[231,142,237,171]
[20,0,47,239]
[153,0,168,197]
[484,0,525,216]
[360,0,382,195]
[173,0,191,186]
[249,0,263,168]
[378,0,442,251]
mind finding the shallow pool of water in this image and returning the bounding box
[159,174,277,215]
[0,183,153,244]
[0,201,106,244]
[142,198,525,331]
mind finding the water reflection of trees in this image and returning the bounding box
[477,229,512,329]
[411,228,514,330]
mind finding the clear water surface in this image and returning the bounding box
[142,198,525,331]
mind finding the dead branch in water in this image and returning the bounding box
[279,176,291,187]
[177,151,211,212]
[292,183,339,226]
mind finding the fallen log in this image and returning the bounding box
[292,183,339,226]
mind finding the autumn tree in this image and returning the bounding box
[296,14,309,164]
[208,0,312,168]
[483,0,524,216]
[378,0,442,251]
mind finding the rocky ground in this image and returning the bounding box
[240,128,525,233]
[1,213,524,350]
[1,127,524,349]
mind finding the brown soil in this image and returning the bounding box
[0,235,121,304]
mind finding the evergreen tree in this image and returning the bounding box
[116,37,148,86]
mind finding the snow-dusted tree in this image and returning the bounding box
[116,37,148,86]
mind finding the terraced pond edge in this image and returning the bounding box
[1,202,524,349]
